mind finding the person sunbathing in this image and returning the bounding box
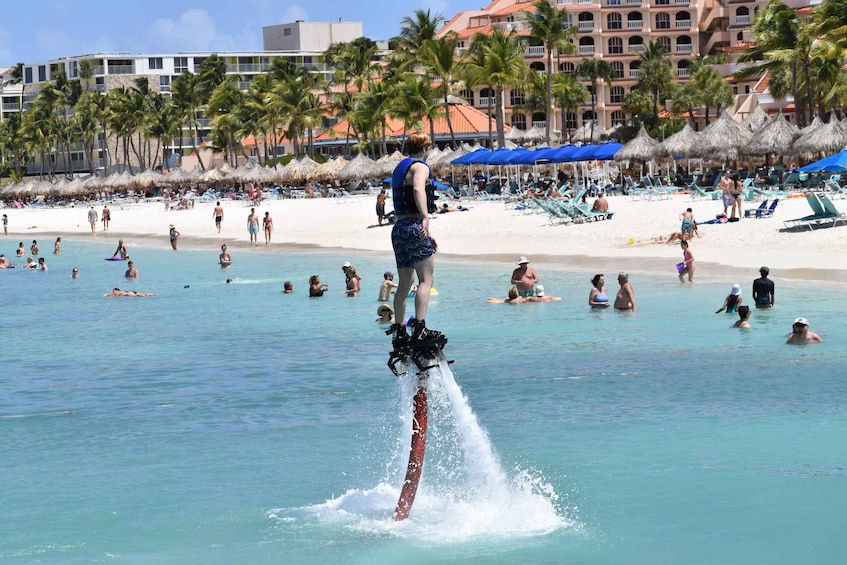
[104,288,157,297]
[487,286,525,304]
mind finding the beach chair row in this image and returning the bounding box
[532,196,614,225]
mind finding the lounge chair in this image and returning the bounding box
[757,198,779,218]
[818,194,847,227]
[744,200,768,218]
[783,193,843,230]
[690,184,710,201]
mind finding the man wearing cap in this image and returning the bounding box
[342,261,353,285]
[379,271,398,302]
[526,285,561,302]
[786,318,822,344]
[752,266,775,308]
[614,272,636,311]
[511,257,539,298]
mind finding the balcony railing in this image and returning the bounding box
[160,85,171,93]
[107,65,135,75]
[477,96,492,107]
[557,0,573,4]
[606,0,621,4]
[629,45,646,53]
[578,0,595,4]
[226,63,272,74]
[627,20,643,29]
[629,69,641,78]
[2,102,21,111]
[578,21,595,31]
[675,19,692,29]
[735,15,752,26]
[532,120,547,129]
[579,45,596,55]
[526,46,546,56]
[676,44,693,54]
[674,0,689,4]
[196,118,212,128]
[677,68,691,77]
[625,0,641,4]
[493,21,527,32]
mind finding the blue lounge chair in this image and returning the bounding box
[744,200,768,218]
[757,198,779,219]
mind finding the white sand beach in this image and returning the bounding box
[4,193,847,280]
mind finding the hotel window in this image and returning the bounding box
[608,37,623,54]
[610,86,625,104]
[607,13,622,30]
[174,57,189,74]
[283,28,291,36]
[655,13,670,29]
[149,57,163,70]
[25,67,32,83]
[38,65,46,82]
[160,76,171,91]
[559,61,575,74]
[611,111,626,126]
[658,36,672,52]
[511,113,527,130]
[510,90,525,106]
[611,61,624,78]
[194,57,206,68]
[564,111,578,131]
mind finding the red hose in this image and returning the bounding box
[393,385,428,520]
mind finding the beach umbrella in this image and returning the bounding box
[425,147,443,168]
[307,156,346,182]
[198,167,228,184]
[792,118,847,156]
[800,116,824,135]
[131,169,165,189]
[521,125,546,145]
[657,123,699,158]
[162,167,196,186]
[571,122,603,143]
[741,105,769,131]
[614,126,660,162]
[287,156,320,183]
[504,126,524,142]
[798,148,847,172]
[102,170,135,190]
[375,150,405,177]
[452,148,491,165]
[338,153,379,181]
[688,111,752,161]
[743,111,800,157]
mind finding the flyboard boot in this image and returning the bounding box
[409,318,447,372]
[386,323,412,376]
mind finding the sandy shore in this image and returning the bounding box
[4,193,847,281]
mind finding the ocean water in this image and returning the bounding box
[2,239,846,564]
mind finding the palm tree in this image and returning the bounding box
[171,72,205,170]
[636,40,675,121]
[470,29,527,147]
[576,58,613,141]
[552,73,589,142]
[398,9,446,54]
[78,60,94,92]
[418,34,465,148]
[206,79,245,165]
[73,91,103,175]
[524,0,577,143]
[462,37,497,146]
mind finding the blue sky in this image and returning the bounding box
[0,0,487,65]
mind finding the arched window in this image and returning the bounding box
[579,37,595,55]
[510,113,527,130]
[677,60,690,78]
[510,90,525,106]
[610,86,625,104]
[531,112,547,128]
[629,60,641,79]
[608,37,623,55]
[655,12,670,29]
[559,61,575,74]
[676,36,692,54]
[737,32,744,41]
[628,36,644,54]
[736,6,749,16]
[530,62,546,73]
[459,89,474,106]
[627,12,644,30]
[578,12,595,32]
[676,11,691,28]
[611,110,626,126]
[607,12,622,30]
[657,36,671,52]
[611,61,624,78]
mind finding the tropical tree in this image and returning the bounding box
[418,34,465,148]
[576,58,613,141]
[398,9,446,54]
[523,0,577,143]
[206,79,245,165]
[170,72,205,170]
[551,73,589,142]
[622,88,654,125]
[636,40,675,121]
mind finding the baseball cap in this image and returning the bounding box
[535,285,545,297]
[793,317,808,326]
[342,261,352,268]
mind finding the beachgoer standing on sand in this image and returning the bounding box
[219,244,232,267]
[679,240,695,283]
[730,174,744,219]
[125,260,139,279]
[247,208,259,246]
[376,189,387,225]
[719,172,732,216]
[614,272,636,310]
[169,225,180,250]
[680,208,696,239]
[388,131,444,348]
[102,205,111,231]
[753,266,775,308]
[511,257,539,297]
[786,317,822,344]
[379,272,398,301]
[88,206,98,233]
[263,212,273,245]
[213,202,224,233]
[2,214,8,236]
[54,237,61,255]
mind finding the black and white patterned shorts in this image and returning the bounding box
[391,217,435,269]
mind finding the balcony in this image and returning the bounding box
[579,45,596,55]
[477,97,493,107]
[532,120,548,129]
[493,21,527,32]
[578,21,595,31]
[605,0,621,4]
[677,68,691,77]
[674,0,689,4]
[197,118,212,128]
[526,46,546,56]
[226,63,271,74]
[108,65,135,75]
[577,0,595,4]
[675,19,692,29]
[2,102,21,111]
[625,0,641,4]
[160,85,171,93]
[627,20,644,29]
[629,69,641,78]
[676,44,693,54]
[629,44,645,53]
[557,0,573,4]
[735,15,752,26]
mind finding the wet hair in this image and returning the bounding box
[760,266,769,276]
[737,305,750,319]
[283,281,292,290]
[404,132,432,155]
[309,275,320,285]
[508,286,519,300]
[591,274,604,288]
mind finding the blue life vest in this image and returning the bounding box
[391,158,437,216]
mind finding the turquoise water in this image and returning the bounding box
[2,239,846,564]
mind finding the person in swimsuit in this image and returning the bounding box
[680,208,696,239]
[213,202,224,233]
[309,275,328,297]
[388,131,444,347]
[379,271,398,302]
[283,281,293,293]
[589,274,610,309]
[345,267,361,297]
[112,239,128,259]
[733,305,751,328]
[719,172,733,216]
[54,237,62,255]
[71,267,79,278]
[716,283,743,313]
[376,189,387,225]
[786,317,822,344]
[511,257,539,297]
[376,305,394,323]
[614,272,636,311]
[102,206,111,231]
[247,208,259,246]
[15,242,25,256]
[526,285,561,302]
[124,260,139,278]
[0,255,13,268]
[2,213,7,236]
[263,212,273,245]
[730,174,744,219]
[219,244,232,267]
[36,257,47,271]
[105,288,156,297]
[678,240,695,283]
[488,286,526,304]
[30,240,39,256]
[169,225,180,250]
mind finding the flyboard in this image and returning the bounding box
[386,320,449,521]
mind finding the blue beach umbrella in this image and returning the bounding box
[798,148,847,172]
[452,148,490,165]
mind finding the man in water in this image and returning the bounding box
[125,260,139,279]
[752,266,775,308]
[511,257,539,298]
[614,272,636,311]
[247,208,259,246]
[213,202,224,233]
[786,317,822,344]
[388,131,444,349]
[379,271,398,302]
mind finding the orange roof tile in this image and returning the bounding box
[457,24,493,39]
[493,2,535,16]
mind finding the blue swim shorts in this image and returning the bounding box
[249,224,259,234]
[391,217,435,269]
[518,288,535,298]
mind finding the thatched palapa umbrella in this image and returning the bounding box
[375,150,405,178]
[741,105,769,131]
[338,153,379,181]
[792,118,847,156]
[800,116,824,135]
[199,167,228,184]
[743,111,800,157]
[162,167,196,186]
[287,156,320,183]
[657,123,699,158]
[307,156,346,182]
[131,169,165,189]
[614,126,660,162]
[688,111,752,161]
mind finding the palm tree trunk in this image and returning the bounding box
[495,88,505,147]
[487,93,494,147]
[546,50,553,144]
[444,95,456,149]
[803,59,814,125]
[191,123,205,170]
[791,61,805,128]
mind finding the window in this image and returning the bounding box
[511,113,527,130]
[658,36,671,51]
[149,57,163,70]
[611,61,624,78]
[737,32,744,41]
[565,111,578,131]
[530,62,546,73]
[174,57,189,74]
[25,67,32,84]
[610,86,625,104]
[38,65,46,82]
[559,61,575,73]
[510,90,525,106]
[160,76,171,92]
[193,57,206,68]
[283,27,292,36]
[608,37,623,54]
[655,13,670,29]
[607,13,622,30]
[459,89,475,106]
[611,111,626,126]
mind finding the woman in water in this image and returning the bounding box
[309,275,328,297]
[733,305,751,328]
[588,273,610,308]
[678,240,695,283]
[345,267,361,297]
[219,244,232,267]
[715,283,743,313]
[112,239,128,259]
[54,237,62,255]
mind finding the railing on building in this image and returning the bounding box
[526,46,546,56]
[107,66,135,75]
[629,69,642,78]
[579,45,596,55]
[675,19,692,29]
[627,20,643,29]
[532,121,547,129]
[629,45,646,53]
[674,0,689,4]
[625,0,641,5]
[578,21,595,31]
[735,15,752,26]
[676,45,693,54]
[2,102,21,111]
[677,68,691,78]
